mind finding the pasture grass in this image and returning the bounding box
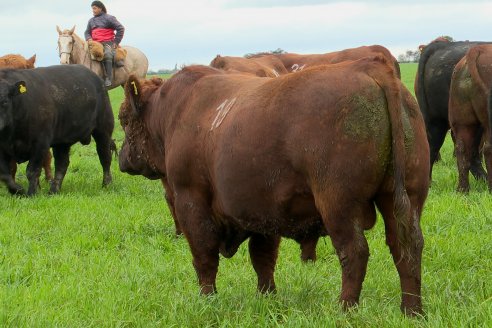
[1,64,491,327]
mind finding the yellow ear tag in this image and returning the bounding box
[19,84,27,93]
[131,81,138,95]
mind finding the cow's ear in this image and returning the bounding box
[27,54,36,67]
[125,75,142,116]
[10,81,27,96]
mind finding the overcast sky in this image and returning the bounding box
[1,0,490,70]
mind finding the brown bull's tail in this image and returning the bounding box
[361,55,412,252]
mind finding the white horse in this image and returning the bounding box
[56,26,148,89]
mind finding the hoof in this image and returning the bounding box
[102,174,112,187]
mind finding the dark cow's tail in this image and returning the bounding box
[361,55,412,252]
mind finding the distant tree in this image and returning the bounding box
[398,49,420,63]
[244,48,287,58]
[441,35,454,42]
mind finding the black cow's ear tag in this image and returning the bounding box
[12,81,27,96]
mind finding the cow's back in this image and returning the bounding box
[0,65,111,146]
[416,41,487,120]
[170,60,423,237]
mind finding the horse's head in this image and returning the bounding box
[57,25,76,64]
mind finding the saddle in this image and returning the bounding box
[88,40,127,63]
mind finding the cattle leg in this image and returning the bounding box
[248,234,280,293]
[49,145,71,194]
[470,127,486,181]
[298,237,319,262]
[426,121,448,178]
[92,131,113,187]
[9,160,17,181]
[42,150,53,181]
[454,125,478,193]
[25,158,43,196]
[320,203,369,310]
[376,194,424,316]
[174,192,220,294]
[0,159,24,195]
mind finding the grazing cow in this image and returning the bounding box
[118,57,429,315]
[449,45,492,192]
[415,39,490,179]
[210,55,288,77]
[0,53,53,182]
[0,65,114,195]
[0,54,36,69]
[250,45,401,78]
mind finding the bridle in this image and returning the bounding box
[58,34,74,61]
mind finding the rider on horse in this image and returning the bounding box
[84,1,125,87]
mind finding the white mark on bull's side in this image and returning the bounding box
[210,98,237,131]
[271,69,279,77]
[291,64,306,72]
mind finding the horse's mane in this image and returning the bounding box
[61,29,88,51]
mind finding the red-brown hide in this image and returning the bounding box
[118,56,429,315]
[210,55,288,77]
[250,45,401,78]
[0,54,36,69]
[449,44,492,192]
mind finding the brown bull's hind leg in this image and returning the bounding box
[376,193,424,316]
[174,191,220,295]
[248,233,280,293]
[454,124,479,193]
[317,196,371,310]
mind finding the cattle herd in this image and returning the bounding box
[1,36,491,316]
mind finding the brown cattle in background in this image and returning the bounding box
[250,45,401,78]
[118,56,429,315]
[449,44,492,192]
[0,53,53,183]
[0,54,36,69]
[210,54,288,77]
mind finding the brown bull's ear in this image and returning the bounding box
[125,75,142,116]
[10,81,27,96]
[27,54,36,68]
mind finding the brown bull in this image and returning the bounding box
[118,56,429,315]
[250,45,401,78]
[0,53,53,183]
[449,44,492,192]
[0,54,36,69]
[210,54,288,77]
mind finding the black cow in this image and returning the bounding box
[0,64,114,195]
[416,40,489,179]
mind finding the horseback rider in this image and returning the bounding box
[84,1,125,87]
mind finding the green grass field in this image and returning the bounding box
[1,64,491,327]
